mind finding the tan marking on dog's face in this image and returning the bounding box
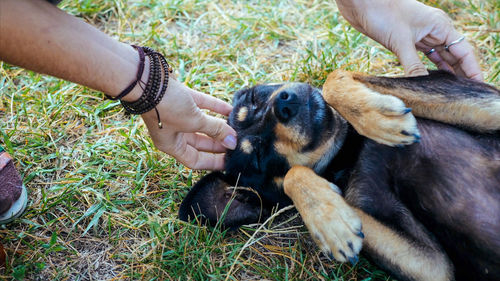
[240,139,253,154]
[237,106,249,122]
[276,133,337,168]
[274,108,342,168]
[274,122,313,166]
[273,177,284,188]
[274,123,309,152]
[268,83,298,102]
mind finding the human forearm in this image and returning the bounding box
[0,0,142,101]
[0,0,239,170]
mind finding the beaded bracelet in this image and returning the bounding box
[107,45,173,129]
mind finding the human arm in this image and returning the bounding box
[0,0,236,170]
[334,0,483,81]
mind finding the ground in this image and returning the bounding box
[0,0,498,280]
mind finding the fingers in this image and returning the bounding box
[425,49,454,73]
[175,142,226,170]
[396,39,429,77]
[185,132,227,153]
[419,28,483,81]
[191,90,233,116]
[423,38,483,81]
[151,131,227,170]
[196,114,237,150]
[440,32,483,81]
[417,42,454,73]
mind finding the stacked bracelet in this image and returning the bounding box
[107,45,173,129]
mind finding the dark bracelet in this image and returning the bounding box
[107,45,146,101]
[108,45,173,129]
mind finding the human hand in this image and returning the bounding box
[335,0,483,81]
[141,79,237,170]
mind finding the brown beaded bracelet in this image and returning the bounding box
[107,45,173,129]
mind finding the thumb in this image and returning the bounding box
[395,42,429,77]
[197,114,238,150]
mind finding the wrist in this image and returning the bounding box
[116,46,173,129]
[121,55,151,102]
[104,43,150,102]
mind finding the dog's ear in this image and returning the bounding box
[178,172,269,229]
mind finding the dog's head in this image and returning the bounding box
[179,83,347,228]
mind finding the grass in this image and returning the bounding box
[1,0,498,280]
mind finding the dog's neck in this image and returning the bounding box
[321,122,365,189]
[311,108,349,173]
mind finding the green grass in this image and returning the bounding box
[1,0,498,280]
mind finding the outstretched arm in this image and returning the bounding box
[0,0,237,170]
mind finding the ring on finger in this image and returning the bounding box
[444,36,465,52]
[425,48,436,56]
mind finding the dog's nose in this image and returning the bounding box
[274,90,299,122]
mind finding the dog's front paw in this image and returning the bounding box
[355,93,421,146]
[323,69,420,146]
[301,186,363,264]
[284,166,363,264]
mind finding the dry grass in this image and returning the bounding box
[0,0,498,280]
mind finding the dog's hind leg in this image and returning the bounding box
[347,184,454,280]
[343,153,456,281]
[352,208,454,281]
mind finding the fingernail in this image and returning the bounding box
[223,135,237,150]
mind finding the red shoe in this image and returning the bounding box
[0,149,28,224]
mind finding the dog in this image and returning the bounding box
[179,70,500,281]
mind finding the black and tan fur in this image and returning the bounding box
[179,70,500,281]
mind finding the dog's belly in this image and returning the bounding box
[389,119,500,279]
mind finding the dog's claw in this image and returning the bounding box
[356,231,365,238]
[339,249,347,260]
[348,255,359,265]
[401,130,411,136]
[348,241,354,252]
[300,178,363,265]
[403,108,412,114]
[413,134,421,143]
